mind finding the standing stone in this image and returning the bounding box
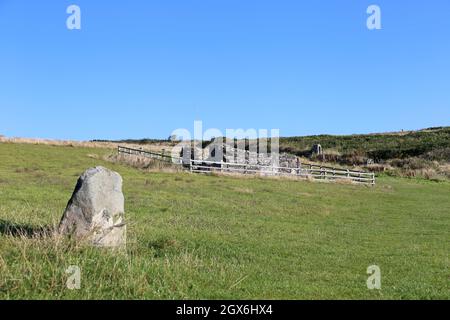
[311,144,323,156]
[59,166,126,248]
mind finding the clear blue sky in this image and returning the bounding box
[1,0,449,140]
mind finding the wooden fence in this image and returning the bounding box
[189,159,375,185]
[118,146,182,164]
[118,146,375,185]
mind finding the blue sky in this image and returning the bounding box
[0,0,449,140]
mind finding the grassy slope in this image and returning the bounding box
[279,126,450,160]
[0,143,449,299]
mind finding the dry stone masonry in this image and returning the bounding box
[182,141,300,168]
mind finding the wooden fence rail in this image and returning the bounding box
[118,146,182,164]
[189,159,375,185]
[118,146,375,185]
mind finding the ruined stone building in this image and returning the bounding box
[180,140,301,168]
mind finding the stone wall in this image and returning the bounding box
[182,142,301,168]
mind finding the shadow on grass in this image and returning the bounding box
[0,219,53,238]
[147,238,180,257]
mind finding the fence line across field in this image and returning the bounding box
[118,146,376,185]
[190,159,375,185]
[118,145,182,164]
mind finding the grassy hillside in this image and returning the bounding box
[280,126,450,160]
[90,126,450,179]
[279,127,450,180]
[0,142,449,299]
[91,126,450,163]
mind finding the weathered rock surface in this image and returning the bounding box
[59,166,126,248]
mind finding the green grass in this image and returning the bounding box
[0,142,449,299]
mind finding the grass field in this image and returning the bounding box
[0,142,449,299]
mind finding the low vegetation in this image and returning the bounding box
[0,142,449,299]
[279,127,450,180]
[280,127,450,159]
